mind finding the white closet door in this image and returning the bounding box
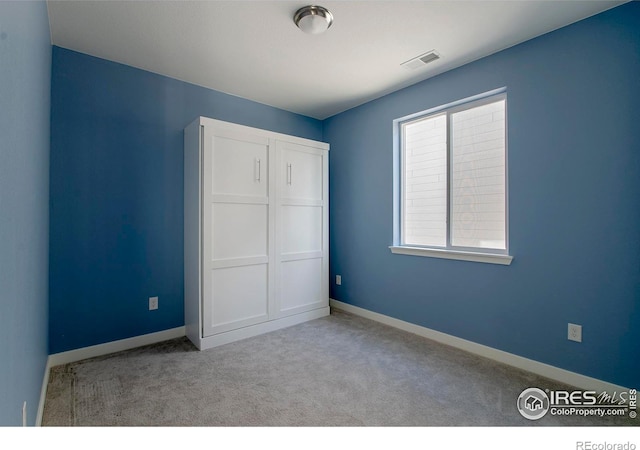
[275,141,328,318]
[202,127,273,336]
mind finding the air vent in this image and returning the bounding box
[401,50,441,70]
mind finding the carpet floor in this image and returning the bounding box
[41,308,636,426]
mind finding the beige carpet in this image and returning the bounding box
[42,309,635,426]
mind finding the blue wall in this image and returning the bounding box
[49,47,323,354]
[324,2,640,389]
[0,1,51,426]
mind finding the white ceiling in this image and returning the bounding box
[47,0,626,120]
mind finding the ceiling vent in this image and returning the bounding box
[401,50,441,70]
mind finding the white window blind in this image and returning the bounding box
[399,93,507,254]
[402,114,447,247]
[451,100,506,250]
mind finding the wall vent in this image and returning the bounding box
[401,50,441,70]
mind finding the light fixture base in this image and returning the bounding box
[294,5,334,34]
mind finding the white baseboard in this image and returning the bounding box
[329,299,628,393]
[36,357,51,426]
[47,326,186,367]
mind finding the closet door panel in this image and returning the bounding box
[280,205,322,255]
[207,265,269,335]
[211,203,268,261]
[211,135,268,198]
[279,143,323,202]
[280,259,323,313]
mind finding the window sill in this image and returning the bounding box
[389,246,513,266]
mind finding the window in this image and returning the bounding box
[390,90,513,265]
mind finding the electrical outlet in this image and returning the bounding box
[149,296,158,311]
[336,275,342,285]
[568,323,582,342]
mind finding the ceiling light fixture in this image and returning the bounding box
[294,5,334,35]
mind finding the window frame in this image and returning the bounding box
[390,88,513,265]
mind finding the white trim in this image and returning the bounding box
[194,307,330,350]
[394,87,508,124]
[47,326,186,367]
[198,117,330,151]
[389,245,513,265]
[36,358,52,426]
[329,299,628,393]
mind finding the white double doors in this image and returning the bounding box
[201,124,328,337]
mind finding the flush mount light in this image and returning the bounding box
[294,5,334,34]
